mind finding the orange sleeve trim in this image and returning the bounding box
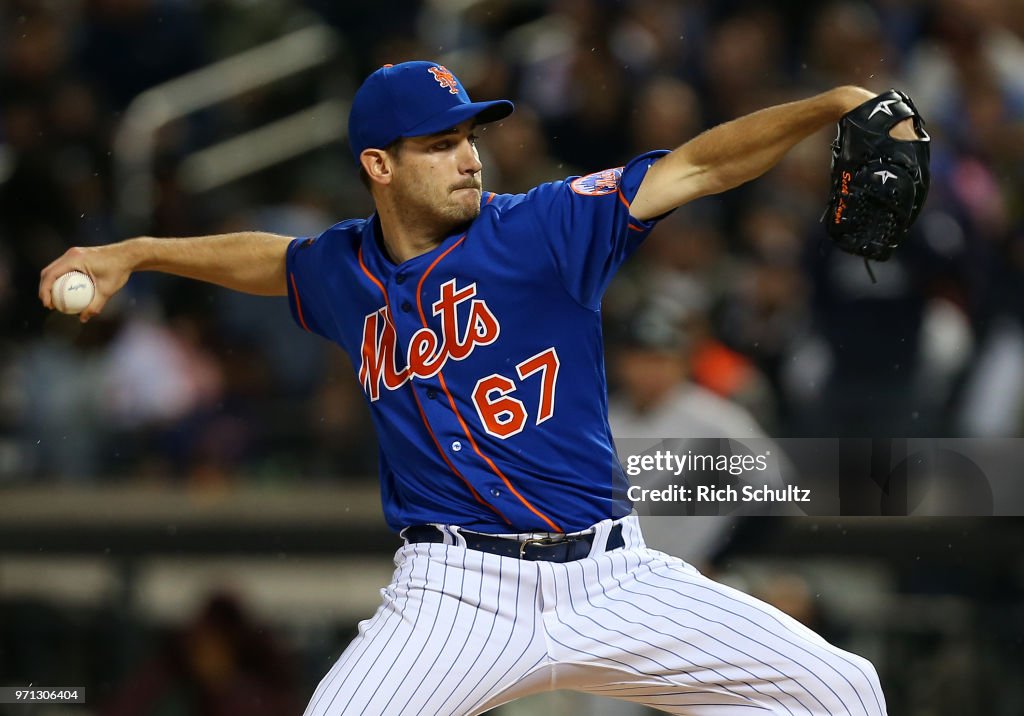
[617,187,631,210]
[289,272,311,332]
[628,223,644,232]
[416,235,563,534]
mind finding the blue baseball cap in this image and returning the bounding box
[348,61,514,161]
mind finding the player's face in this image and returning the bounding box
[389,120,483,230]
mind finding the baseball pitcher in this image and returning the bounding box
[40,61,928,715]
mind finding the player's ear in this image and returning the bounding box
[360,149,394,186]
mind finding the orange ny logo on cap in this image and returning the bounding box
[428,65,460,95]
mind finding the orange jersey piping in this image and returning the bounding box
[289,272,311,332]
[416,236,563,533]
[359,243,511,525]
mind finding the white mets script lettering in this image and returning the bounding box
[359,279,500,401]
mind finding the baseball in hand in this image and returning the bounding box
[51,270,96,314]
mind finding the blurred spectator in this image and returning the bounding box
[101,592,301,716]
[101,312,223,432]
[608,293,793,509]
[483,106,568,194]
[12,318,112,479]
[716,196,813,427]
[629,76,704,155]
[806,3,901,90]
[513,0,632,167]
[796,238,962,437]
[76,0,207,110]
[306,346,378,479]
[609,299,769,444]
[702,7,786,120]
[611,0,705,80]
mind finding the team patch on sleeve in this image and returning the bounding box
[570,167,623,196]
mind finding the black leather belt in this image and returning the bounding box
[404,523,625,563]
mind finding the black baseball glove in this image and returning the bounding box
[824,89,931,263]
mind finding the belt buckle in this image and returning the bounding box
[518,535,563,559]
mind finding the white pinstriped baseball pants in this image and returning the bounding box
[303,516,886,715]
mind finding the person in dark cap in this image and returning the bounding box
[609,300,770,442]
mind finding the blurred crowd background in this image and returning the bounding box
[1,0,1023,715]
[3,0,1024,485]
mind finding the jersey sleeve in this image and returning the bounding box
[527,150,671,309]
[285,235,332,339]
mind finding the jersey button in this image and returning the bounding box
[426,388,437,400]
[395,274,406,285]
[401,301,412,312]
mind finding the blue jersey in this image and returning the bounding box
[286,150,670,534]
